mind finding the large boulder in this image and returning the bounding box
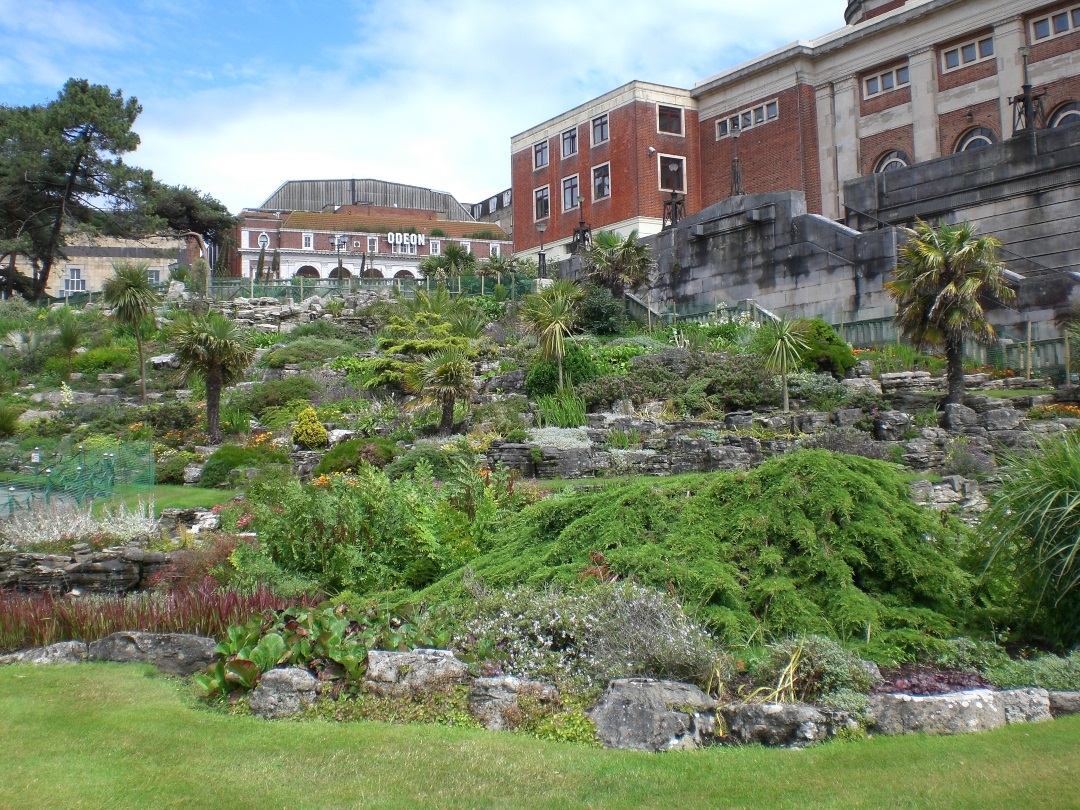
[249,667,318,719]
[720,702,859,748]
[469,676,560,731]
[363,649,469,698]
[1049,691,1080,717]
[87,631,217,675]
[1001,688,1052,724]
[588,678,717,752]
[0,641,88,665]
[867,689,1005,735]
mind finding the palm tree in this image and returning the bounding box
[886,219,1015,404]
[760,316,810,413]
[169,311,255,444]
[481,253,515,294]
[103,261,160,403]
[418,254,450,288]
[521,280,583,389]
[405,347,475,436]
[585,229,653,303]
[51,306,81,380]
[442,242,477,294]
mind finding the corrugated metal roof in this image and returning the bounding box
[259,179,476,221]
[282,211,508,240]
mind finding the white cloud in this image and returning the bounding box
[5,0,844,212]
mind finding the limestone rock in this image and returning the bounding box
[1001,688,1052,724]
[150,353,179,370]
[87,631,217,675]
[1049,691,1080,717]
[249,667,319,719]
[363,649,469,697]
[588,678,717,751]
[720,702,858,748]
[874,410,911,441]
[469,676,560,731]
[0,641,88,665]
[867,689,1004,735]
[943,403,978,430]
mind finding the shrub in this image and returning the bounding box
[314,437,399,475]
[199,443,288,488]
[750,635,877,703]
[943,437,995,478]
[786,371,851,410]
[1,499,157,550]
[798,319,857,377]
[236,376,321,419]
[578,285,626,335]
[155,450,197,485]
[458,581,722,691]
[524,342,599,398]
[983,649,1080,691]
[292,406,328,448]
[261,337,356,369]
[471,396,528,437]
[534,388,587,428]
[70,344,134,374]
[142,403,199,436]
[383,443,470,481]
[0,403,22,437]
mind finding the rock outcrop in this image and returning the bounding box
[720,702,859,748]
[87,631,217,675]
[867,689,1005,735]
[249,667,319,719]
[589,678,717,751]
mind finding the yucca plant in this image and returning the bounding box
[103,261,161,403]
[760,316,810,413]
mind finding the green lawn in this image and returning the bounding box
[93,484,239,517]
[1,665,1078,809]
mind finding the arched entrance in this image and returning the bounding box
[295,266,320,279]
[328,267,352,279]
[394,269,417,279]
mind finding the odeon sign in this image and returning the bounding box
[386,232,426,246]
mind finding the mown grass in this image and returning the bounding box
[92,484,239,517]
[1,664,1078,809]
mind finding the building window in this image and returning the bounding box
[503,190,512,206]
[562,175,580,212]
[1031,5,1080,40]
[429,239,441,255]
[392,241,417,255]
[956,127,997,152]
[302,232,313,250]
[941,36,994,71]
[658,155,685,193]
[657,105,683,135]
[561,127,577,158]
[534,186,550,220]
[147,268,161,284]
[534,140,549,169]
[64,267,85,292]
[716,99,779,138]
[490,243,500,258]
[461,242,471,254]
[592,114,609,145]
[875,150,910,173]
[592,163,611,200]
[367,236,378,253]
[1050,101,1080,127]
[863,64,910,98]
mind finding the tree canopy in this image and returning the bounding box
[0,79,234,300]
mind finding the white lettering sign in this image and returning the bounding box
[386,232,427,246]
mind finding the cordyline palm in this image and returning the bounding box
[405,348,475,436]
[886,219,1015,404]
[761,316,810,413]
[169,311,255,444]
[442,243,477,294]
[483,253,516,291]
[522,280,583,389]
[51,306,81,380]
[103,261,160,403]
[586,229,653,302]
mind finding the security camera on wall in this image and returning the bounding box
[647,146,657,155]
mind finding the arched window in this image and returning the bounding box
[955,127,996,152]
[294,266,320,278]
[361,266,384,279]
[393,269,416,279]
[328,266,352,279]
[875,150,910,173]
[1050,102,1080,128]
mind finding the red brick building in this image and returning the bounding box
[512,0,1080,258]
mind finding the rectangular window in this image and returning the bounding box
[461,242,471,254]
[593,163,611,200]
[562,175,580,212]
[941,36,994,72]
[503,190,512,206]
[534,186,550,220]
[715,99,780,139]
[392,241,417,255]
[64,267,86,292]
[1028,5,1080,42]
[534,140,549,168]
[302,233,313,250]
[367,236,378,253]
[429,239,441,255]
[658,105,683,135]
[592,114,609,145]
[146,268,161,284]
[863,64,910,98]
[561,127,577,158]
[490,243,500,258]
[658,155,685,193]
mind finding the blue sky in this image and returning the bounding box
[0,0,843,213]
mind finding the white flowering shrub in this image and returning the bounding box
[526,427,592,450]
[458,581,722,690]
[1,498,157,549]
